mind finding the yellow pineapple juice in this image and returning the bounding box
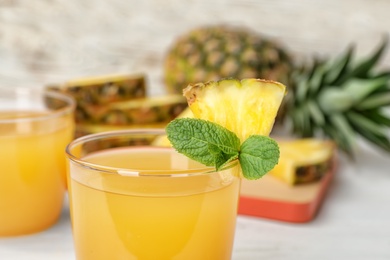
[0,88,75,236]
[66,130,241,260]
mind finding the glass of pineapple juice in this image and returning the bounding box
[66,129,241,260]
[0,87,75,236]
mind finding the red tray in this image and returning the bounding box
[238,158,336,223]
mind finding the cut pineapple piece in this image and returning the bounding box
[270,139,335,185]
[183,78,286,142]
[81,95,187,125]
[74,95,188,147]
[47,73,146,105]
[47,74,147,123]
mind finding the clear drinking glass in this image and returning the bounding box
[66,129,241,260]
[0,87,75,236]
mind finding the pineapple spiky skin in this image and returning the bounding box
[164,25,293,94]
[285,37,390,155]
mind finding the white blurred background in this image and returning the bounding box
[1,0,389,95]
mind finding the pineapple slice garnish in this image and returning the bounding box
[164,78,286,180]
[183,78,286,143]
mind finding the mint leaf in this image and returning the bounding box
[166,118,280,180]
[213,148,239,170]
[239,135,280,180]
[166,118,240,168]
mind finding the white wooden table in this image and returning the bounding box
[1,140,389,260]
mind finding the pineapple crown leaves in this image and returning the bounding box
[287,36,390,156]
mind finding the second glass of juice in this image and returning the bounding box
[66,129,241,260]
[0,87,75,236]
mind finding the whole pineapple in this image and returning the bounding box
[164,25,390,155]
[164,25,293,94]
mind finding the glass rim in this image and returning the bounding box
[0,87,75,123]
[65,129,239,178]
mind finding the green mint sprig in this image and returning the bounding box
[166,118,280,180]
